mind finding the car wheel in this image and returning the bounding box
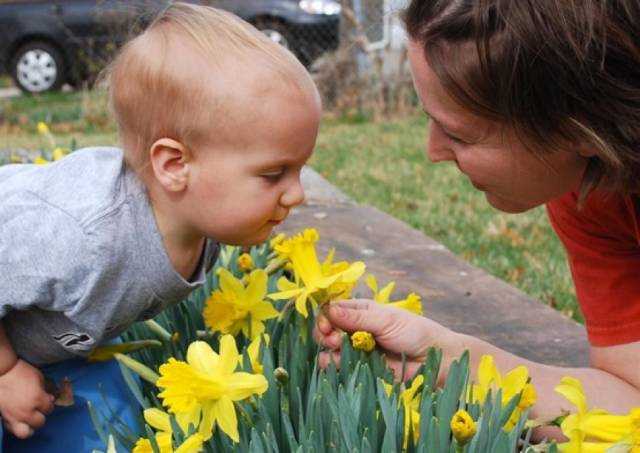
[10,41,66,94]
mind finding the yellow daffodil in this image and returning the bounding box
[366,274,423,315]
[247,334,269,374]
[134,432,204,453]
[132,408,193,453]
[34,156,49,165]
[351,331,375,352]
[157,336,268,443]
[237,253,254,272]
[555,377,640,452]
[52,147,68,161]
[172,434,205,453]
[384,375,424,449]
[451,410,477,446]
[37,121,50,135]
[470,355,536,431]
[203,269,278,339]
[269,233,286,249]
[267,229,365,317]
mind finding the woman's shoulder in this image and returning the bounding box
[546,190,639,249]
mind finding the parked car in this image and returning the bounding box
[0,0,340,94]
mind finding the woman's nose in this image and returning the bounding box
[426,123,456,163]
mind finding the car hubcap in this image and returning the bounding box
[261,29,290,50]
[16,49,58,92]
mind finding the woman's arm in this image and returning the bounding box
[457,333,640,439]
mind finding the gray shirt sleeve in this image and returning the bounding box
[0,191,92,318]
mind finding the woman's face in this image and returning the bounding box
[408,40,590,213]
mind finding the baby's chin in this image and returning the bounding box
[228,227,274,247]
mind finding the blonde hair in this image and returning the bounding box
[105,2,312,169]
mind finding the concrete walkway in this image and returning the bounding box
[280,167,589,367]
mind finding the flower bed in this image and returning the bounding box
[89,229,638,452]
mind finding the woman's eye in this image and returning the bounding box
[261,170,285,181]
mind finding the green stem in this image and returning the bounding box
[115,353,160,384]
[144,320,173,342]
[264,257,286,275]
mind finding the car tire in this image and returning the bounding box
[10,41,66,94]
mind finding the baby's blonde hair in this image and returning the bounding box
[106,2,312,169]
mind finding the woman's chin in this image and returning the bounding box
[485,192,539,214]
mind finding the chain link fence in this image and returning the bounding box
[309,0,416,119]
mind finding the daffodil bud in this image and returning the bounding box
[351,331,376,352]
[274,367,289,385]
[451,410,476,446]
[237,253,254,272]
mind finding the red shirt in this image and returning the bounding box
[546,191,640,346]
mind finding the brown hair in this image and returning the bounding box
[404,0,640,199]
[105,2,311,170]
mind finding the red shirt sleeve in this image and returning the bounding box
[546,191,640,346]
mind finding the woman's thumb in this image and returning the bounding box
[326,302,389,335]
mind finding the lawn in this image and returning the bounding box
[0,90,580,322]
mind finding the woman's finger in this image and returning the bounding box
[312,327,343,350]
[316,313,333,335]
[325,302,391,336]
[318,350,342,369]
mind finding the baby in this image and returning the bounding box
[0,3,320,451]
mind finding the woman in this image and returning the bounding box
[315,0,640,438]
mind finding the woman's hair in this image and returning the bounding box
[404,0,640,199]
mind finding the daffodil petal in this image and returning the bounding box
[251,300,279,321]
[338,261,366,281]
[212,396,240,443]
[378,281,395,304]
[245,269,267,304]
[174,433,205,453]
[502,366,528,401]
[218,335,240,375]
[198,401,217,441]
[143,408,172,433]
[295,291,310,317]
[186,341,220,376]
[365,274,378,293]
[218,268,245,297]
[555,376,587,414]
[225,372,268,400]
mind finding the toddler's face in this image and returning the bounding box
[184,85,321,246]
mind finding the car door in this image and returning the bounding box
[53,0,162,77]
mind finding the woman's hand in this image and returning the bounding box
[314,299,462,381]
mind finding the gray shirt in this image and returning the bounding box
[0,147,219,365]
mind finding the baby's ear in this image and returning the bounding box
[149,138,191,192]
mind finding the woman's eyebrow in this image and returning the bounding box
[422,108,467,135]
[422,107,483,140]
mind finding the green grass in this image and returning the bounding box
[0,91,580,322]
